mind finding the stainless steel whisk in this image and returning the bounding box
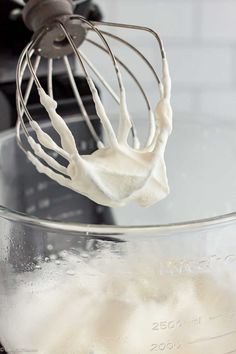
[15,0,173,208]
[16,0,165,154]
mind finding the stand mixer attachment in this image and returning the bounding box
[16,0,172,208]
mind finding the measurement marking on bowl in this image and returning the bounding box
[26,205,36,213]
[53,193,72,203]
[159,254,236,276]
[25,187,35,196]
[209,309,236,321]
[55,209,83,219]
[152,317,201,331]
[37,181,49,191]
[38,198,50,209]
[150,342,181,351]
[188,329,236,345]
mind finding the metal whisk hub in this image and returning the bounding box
[34,18,87,59]
[23,0,87,58]
[23,0,73,31]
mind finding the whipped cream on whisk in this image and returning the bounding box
[27,55,172,207]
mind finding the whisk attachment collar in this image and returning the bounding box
[34,18,87,59]
[23,0,87,58]
[23,0,73,32]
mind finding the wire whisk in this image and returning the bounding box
[16,0,172,207]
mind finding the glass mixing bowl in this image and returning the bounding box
[0,116,236,354]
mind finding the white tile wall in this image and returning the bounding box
[90,0,236,121]
[166,45,232,86]
[199,89,236,118]
[115,0,194,40]
[201,1,236,42]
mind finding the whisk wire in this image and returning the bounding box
[16,15,167,169]
[67,16,135,146]
[92,21,165,59]
[99,30,161,87]
[86,39,151,111]
[57,20,120,149]
[63,55,102,146]
[16,42,34,134]
[47,58,54,98]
